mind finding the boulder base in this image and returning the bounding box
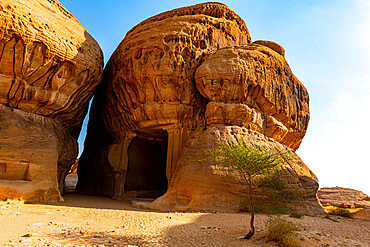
[0,105,77,202]
[150,125,324,215]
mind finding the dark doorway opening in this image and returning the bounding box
[125,128,168,198]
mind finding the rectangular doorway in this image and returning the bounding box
[124,128,168,198]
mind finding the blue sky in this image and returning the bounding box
[60,0,370,195]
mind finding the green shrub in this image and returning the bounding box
[266,218,301,247]
[290,211,304,219]
[240,172,301,214]
[327,207,353,218]
[258,172,300,202]
[241,199,291,214]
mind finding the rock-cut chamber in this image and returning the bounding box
[125,129,168,198]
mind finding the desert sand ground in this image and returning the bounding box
[0,191,369,247]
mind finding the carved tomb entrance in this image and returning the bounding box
[125,128,168,198]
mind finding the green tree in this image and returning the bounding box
[206,140,293,239]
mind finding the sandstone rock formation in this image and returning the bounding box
[195,42,309,150]
[78,3,323,214]
[0,0,103,202]
[0,105,77,201]
[318,187,370,209]
[101,2,250,139]
[77,2,251,197]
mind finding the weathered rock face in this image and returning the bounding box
[0,105,77,202]
[79,3,322,214]
[101,2,250,139]
[0,0,103,202]
[195,42,309,150]
[318,187,370,209]
[0,0,103,133]
[77,2,251,197]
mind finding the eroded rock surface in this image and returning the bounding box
[0,0,103,202]
[195,42,309,150]
[77,2,251,197]
[318,187,370,209]
[79,3,322,214]
[101,2,250,139]
[0,105,77,202]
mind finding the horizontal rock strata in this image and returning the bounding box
[318,187,370,209]
[100,2,250,139]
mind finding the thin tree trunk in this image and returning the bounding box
[244,178,255,239]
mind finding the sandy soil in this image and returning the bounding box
[0,193,369,247]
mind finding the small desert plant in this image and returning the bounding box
[289,210,304,219]
[327,207,353,218]
[241,197,293,215]
[206,140,294,239]
[266,217,301,247]
[252,172,300,214]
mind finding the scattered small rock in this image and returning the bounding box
[33,222,46,226]
[338,203,351,209]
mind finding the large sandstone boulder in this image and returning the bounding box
[101,2,250,138]
[0,0,103,202]
[77,2,251,197]
[78,3,323,214]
